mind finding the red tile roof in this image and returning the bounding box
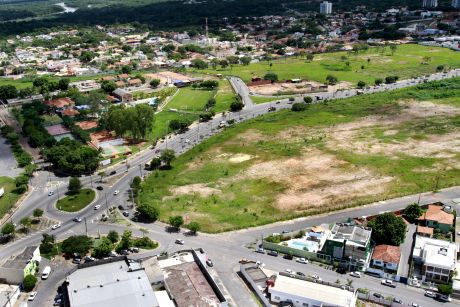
[62,108,79,117]
[76,121,98,130]
[46,97,74,108]
[420,205,454,225]
[416,225,434,235]
[372,244,401,264]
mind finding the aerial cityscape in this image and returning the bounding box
[0,0,459,306]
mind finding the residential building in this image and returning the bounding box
[371,244,401,273]
[268,274,357,307]
[412,235,457,283]
[453,0,460,8]
[45,97,75,109]
[416,225,433,238]
[0,246,41,284]
[419,204,454,233]
[423,0,438,7]
[320,1,332,14]
[112,88,133,103]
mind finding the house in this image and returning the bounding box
[62,108,80,117]
[416,225,434,238]
[115,80,126,88]
[419,204,454,233]
[112,88,133,103]
[76,121,98,130]
[45,97,74,109]
[127,78,142,87]
[412,235,457,283]
[371,244,401,273]
[0,246,41,284]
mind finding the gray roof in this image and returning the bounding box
[112,88,130,96]
[66,259,158,307]
[2,246,38,269]
[331,224,371,244]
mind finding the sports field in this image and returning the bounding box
[196,44,460,85]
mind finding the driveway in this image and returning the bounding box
[399,223,416,277]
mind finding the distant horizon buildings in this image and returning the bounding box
[453,0,460,8]
[320,1,332,14]
[423,0,438,8]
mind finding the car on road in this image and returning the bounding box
[283,254,293,260]
[393,297,402,304]
[51,223,61,230]
[268,106,276,112]
[311,274,321,280]
[73,217,82,222]
[48,191,54,196]
[84,256,95,263]
[96,186,103,190]
[437,294,451,302]
[28,292,37,301]
[381,279,396,288]
[109,171,116,175]
[285,269,293,274]
[113,190,119,195]
[296,272,305,276]
[411,303,421,307]
[255,247,265,254]
[122,211,129,217]
[349,271,361,278]
[296,258,308,264]
[206,259,213,267]
[373,293,383,299]
[424,290,436,298]
[109,251,118,257]
[267,251,278,257]
[175,239,184,245]
[128,247,139,253]
[94,204,101,210]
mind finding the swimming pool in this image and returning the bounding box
[287,240,318,252]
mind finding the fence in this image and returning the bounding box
[262,241,332,264]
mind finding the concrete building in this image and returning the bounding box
[453,0,460,8]
[320,1,332,14]
[0,246,40,284]
[412,235,457,283]
[370,244,401,274]
[423,0,438,7]
[268,274,357,307]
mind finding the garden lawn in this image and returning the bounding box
[139,77,460,233]
[57,189,95,212]
[193,44,460,86]
[0,177,22,218]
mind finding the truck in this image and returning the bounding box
[41,266,51,280]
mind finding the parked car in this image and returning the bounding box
[336,267,346,274]
[267,250,278,257]
[393,297,402,304]
[381,279,396,288]
[94,205,101,210]
[109,171,116,175]
[206,259,213,267]
[296,272,305,276]
[411,303,420,307]
[268,106,276,112]
[283,254,293,260]
[51,224,61,230]
[373,293,383,299]
[255,247,265,254]
[437,294,451,302]
[72,257,81,264]
[175,239,184,245]
[120,250,130,255]
[122,211,129,217]
[96,186,104,191]
[128,247,139,253]
[114,190,120,195]
[73,217,82,222]
[296,258,308,264]
[28,292,37,301]
[425,290,436,298]
[285,269,293,274]
[311,274,321,280]
[350,271,361,278]
[48,191,54,196]
[84,256,95,263]
[109,251,118,257]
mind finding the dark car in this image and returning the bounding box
[268,106,276,112]
[109,171,116,175]
[373,293,383,299]
[255,248,265,254]
[283,254,293,260]
[267,251,278,257]
[206,259,213,267]
[96,186,104,191]
[118,205,125,210]
[296,272,305,276]
[336,267,347,274]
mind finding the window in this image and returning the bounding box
[302,303,309,307]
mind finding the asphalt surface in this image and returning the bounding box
[3,69,460,306]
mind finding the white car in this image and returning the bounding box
[113,190,119,195]
[94,205,101,210]
[28,292,37,301]
[311,274,321,280]
[51,224,61,230]
[296,258,308,264]
[381,279,396,288]
[285,269,293,274]
[424,290,436,298]
[48,191,54,196]
[350,271,361,278]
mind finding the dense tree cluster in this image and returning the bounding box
[105,104,154,140]
[368,213,407,246]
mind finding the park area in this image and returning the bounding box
[139,77,460,233]
[196,44,460,86]
[56,188,95,212]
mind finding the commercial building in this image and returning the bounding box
[370,244,401,274]
[268,274,357,307]
[320,1,332,14]
[422,0,438,7]
[0,246,41,284]
[412,235,457,283]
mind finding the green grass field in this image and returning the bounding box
[194,45,460,86]
[0,177,22,218]
[139,77,460,233]
[214,79,236,112]
[166,88,214,112]
[57,189,95,212]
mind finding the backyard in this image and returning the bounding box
[139,77,460,233]
[194,44,460,85]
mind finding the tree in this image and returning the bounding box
[404,203,422,222]
[61,235,93,255]
[149,79,160,88]
[306,54,314,62]
[1,222,15,235]
[385,76,399,84]
[121,65,132,74]
[98,171,106,182]
[107,230,119,243]
[92,236,113,258]
[149,157,161,170]
[438,284,453,295]
[101,80,117,93]
[191,59,208,69]
[375,78,383,86]
[58,78,70,91]
[160,149,175,168]
[368,213,406,246]
[131,176,142,189]
[326,74,338,85]
[187,221,201,234]
[230,99,244,112]
[357,81,366,89]
[169,215,184,229]
[240,56,251,66]
[303,96,312,104]
[116,230,132,252]
[390,45,397,56]
[219,59,229,68]
[20,217,31,232]
[79,51,95,63]
[291,103,307,112]
[137,203,159,221]
[68,177,82,195]
[263,72,278,82]
[23,275,37,292]
[436,65,444,72]
[0,85,18,100]
[33,208,43,218]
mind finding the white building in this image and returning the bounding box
[268,274,357,307]
[453,0,460,8]
[422,0,438,8]
[320,1,332,15]
[412,235,457,283]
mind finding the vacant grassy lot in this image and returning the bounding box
[0,177,22,218]
[139,78,460,233]
[214,79,236,113]
[57,189,95,212]
[166,88,214,112]
[195,45,460,86]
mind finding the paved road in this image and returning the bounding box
[2,69,460,306]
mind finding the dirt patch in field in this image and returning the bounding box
[229,153,253,163]
[170,183,221,198]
